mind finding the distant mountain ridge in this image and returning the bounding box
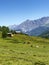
[9,16,49,36]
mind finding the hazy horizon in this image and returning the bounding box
[0,0,49,26]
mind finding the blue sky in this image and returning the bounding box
[0,0,49,26]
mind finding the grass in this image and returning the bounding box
[0,33,49,65]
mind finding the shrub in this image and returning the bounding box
[2,26,9,38]
[34,61,46,65]
[2,29,7,38]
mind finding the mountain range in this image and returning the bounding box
[9,16,49,36]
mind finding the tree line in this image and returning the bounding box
[0,26,16,38]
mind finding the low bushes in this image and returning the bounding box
[34,61,46,65]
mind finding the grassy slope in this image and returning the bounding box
[0,33,49,65]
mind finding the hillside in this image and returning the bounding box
[39,30,49,38]
[0,33,49,65]
[27,26,49,36]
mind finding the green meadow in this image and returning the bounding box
[0,33,49,65]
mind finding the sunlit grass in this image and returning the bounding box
[0,33,49,65]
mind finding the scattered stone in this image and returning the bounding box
[36,45,39,48]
